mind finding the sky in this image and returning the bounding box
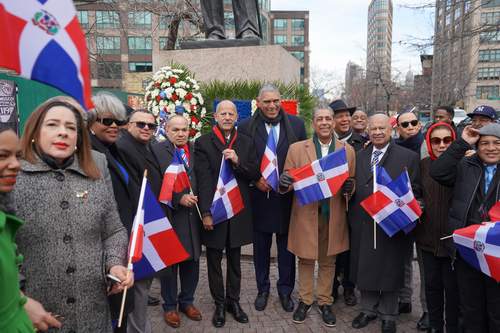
[271,0,435,82]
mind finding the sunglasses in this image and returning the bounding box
[131,121,157,131]
[430,136,453,145]
[97,117,128,127]
[400,120,419,128]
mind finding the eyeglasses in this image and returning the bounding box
[430,136,453,145]
[400,120,419,128]
[131,121,157,131]
[97,117,127,127]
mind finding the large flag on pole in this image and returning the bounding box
[130,175,189,281]
[289,147,349,206]
[158,148,191,207]
[0,0,93,109]
[260,127,279,192]
[453,222,500,282]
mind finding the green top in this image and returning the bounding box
[0,210,35,333]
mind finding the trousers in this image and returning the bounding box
[160,259,199,312]
[206,245,242,305]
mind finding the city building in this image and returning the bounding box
[75,0,272,93]
[269,10,310,86]
[414,54,433,116]
[344,61,366,108]
[432,0,500,111]
[366,0,393,114]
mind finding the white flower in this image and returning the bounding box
[167,103,176,113]
[200,108,207,117]
[151,89,160,98]
[186,84,190,89]
[160,82,170,88]
[175,100,181,106]
[198,95,204,105]
[190,98,198,105]
[193,84,200,90]
[178,81,187,88]
[165,87,174,98]
[152,105,160,116]
[175,88,187,99]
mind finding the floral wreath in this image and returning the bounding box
[144,65,207,140]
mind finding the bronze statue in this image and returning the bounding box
[201,0,261,40]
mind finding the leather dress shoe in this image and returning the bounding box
[254,291,269,311]
[147,295,160,306]
[381,320,396,333]
[318,304,336,327]
[427,329,442,333]
[212,304,225,328]
[163,310,180,328]
[344,288,358,306]
[417,312,430,331]
[225,301,249,323]
[399,302,412,314]
[180,304,202,321]
[352,312,377,329]
[292,301,311,324]
[279,293,295,312]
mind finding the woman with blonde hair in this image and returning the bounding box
[14,96,133,332]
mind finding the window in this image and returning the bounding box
[97,61,122,79]
[159,36,168,50]
[290,51,304,62]
[478,67,500,80]
[479,49,500,62]
[95,11,120,29]
[77,11,89,29]
[274,19,287,29]
[481,12,500,25]
[291,35,304,46]
[291,19,304,30]
[96,36,121,54]
[159,0,177,4]
[128,11,152,29]
[274,35,287,45]
[128,36,152,54]
[482,0,500,8]
[377,41,385,47]
[476,85,499,99]
[159,14,173,30]
[128,62,152,72]
[480,30,500,43]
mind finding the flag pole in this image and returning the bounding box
[189,185,203,220]
[118,170,148,327]
[373,165,377,250]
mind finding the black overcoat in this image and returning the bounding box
[194,131,260,249]
[349,142,421,291]
[238,114,306,234]
[150,140,201,261]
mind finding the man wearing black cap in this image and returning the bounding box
[329,99,367,307]
[468,105,497,129]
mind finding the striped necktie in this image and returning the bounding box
[179,148,189,167]
[371,150,383,171]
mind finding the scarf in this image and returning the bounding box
[313,134,335,219]
[212,125,238,149]
[395,131,424,154]
[248,108,298,146]
[38,151,75,170]
[335,128,353,142]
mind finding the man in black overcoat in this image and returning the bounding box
[194,100,260,328]
[349,114,421,333]
[150,115,202,328]
[238,84,306,313]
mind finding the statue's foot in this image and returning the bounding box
[240,30,259,39]
[207,33,226,40]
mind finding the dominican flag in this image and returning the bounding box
[260,127,279,192]
[289,147,349,206]
[453,222,500,282]
[210,157,244,225]
[0,0,93,109]
[361,168,422,237]
[158,149,191,207]
[129,176,189,281]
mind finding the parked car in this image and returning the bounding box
[453,108,467,125]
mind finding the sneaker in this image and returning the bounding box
[292,301,311,324]
[318,304,336,327]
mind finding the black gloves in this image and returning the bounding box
[342,178,355,195]
[279,172,294,190]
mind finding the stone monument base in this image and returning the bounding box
[179,37,263,50]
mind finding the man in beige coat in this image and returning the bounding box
[280,106,356,327]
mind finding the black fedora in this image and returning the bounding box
[329,99,356,115]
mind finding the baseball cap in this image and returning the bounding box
[467,105,497,120]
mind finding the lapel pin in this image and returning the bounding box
[76,190,89,199]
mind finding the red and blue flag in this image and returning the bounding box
[260,127,279,192]
[210,157,244,224]
[0,0,93,109]
[361,168,421,237]
[158,148,191,207]
[453,222,500,282]
[289,147,349,206]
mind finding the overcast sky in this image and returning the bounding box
[271,0,435,81]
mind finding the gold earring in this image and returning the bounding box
[31,139,35,143]
[74,146,78,151]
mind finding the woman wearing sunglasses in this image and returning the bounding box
[13,96,133,332]
[415,122,459,333]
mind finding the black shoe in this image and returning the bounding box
[417,312,430,331]
[292,301,311,324]
[427,329,442,333]
[344,288,358,306]
[279,293,294,312]
[381,320,396,333]
[318,304,336,327]
[254,291,269,311]
[398,301,412,314]
[225,301,248,323]
[212,304,225,328]
[147,295,160,306]
[352,312,377,329]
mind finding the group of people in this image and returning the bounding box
[1,84,499,333]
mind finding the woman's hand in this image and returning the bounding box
[109,265,134,294]
[24,296,62,331]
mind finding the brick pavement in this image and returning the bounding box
[149,255,423,333]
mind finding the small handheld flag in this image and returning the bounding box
[260,126,279,192]
[158,148,191,207]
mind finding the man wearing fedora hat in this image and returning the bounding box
[329,99,367,307]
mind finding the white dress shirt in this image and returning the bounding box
[320,139,333,158]
[372,143,390,163]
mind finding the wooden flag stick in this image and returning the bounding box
[189,186,202,220]
[373,165,377,250]
[117,263,132,327]
[440,235,453,240]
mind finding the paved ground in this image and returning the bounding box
[148,254,424,332]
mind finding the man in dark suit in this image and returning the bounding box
[150,115,202,329]
[329,99,368,307]
[238,84,307,313]
[115,110,163,333]
[194,100,260,328]
[349,114,421,333]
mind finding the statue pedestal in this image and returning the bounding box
[179,37,263,50]
[153,44,301,85]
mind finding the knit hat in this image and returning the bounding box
[479,123,500,139]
